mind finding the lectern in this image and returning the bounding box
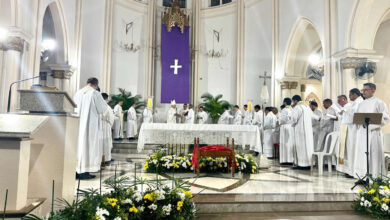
[351,112,382,189]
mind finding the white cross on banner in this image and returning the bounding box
[170,59,182,75]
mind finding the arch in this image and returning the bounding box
[282,17,323,78]
[346,0,390,49]
[41,0,69,64]
[305,92,321,109]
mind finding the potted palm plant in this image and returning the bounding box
[110,88,145,120]
[200,93,231,124]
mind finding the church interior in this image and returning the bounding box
[1,0,390,219]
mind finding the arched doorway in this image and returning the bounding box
[281,17,323,106]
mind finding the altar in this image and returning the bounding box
[137,123,261,152]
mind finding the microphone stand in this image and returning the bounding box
[7,75,40,113]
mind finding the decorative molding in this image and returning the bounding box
[280,81,298,90]
[332,47,383,62]
[161,0,189,33]
[0,36,25,52]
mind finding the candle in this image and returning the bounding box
[147,97,153,108]
[248,101,253,111]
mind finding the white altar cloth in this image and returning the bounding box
[137,123,261,152]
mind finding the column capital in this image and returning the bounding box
[0,36,25,52]
[41,64,74,79]
[280,81,298,90]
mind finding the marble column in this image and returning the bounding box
[0,36,24,113]
[144,0,156,99]
[191,0,201,106]
[235,0,245,106]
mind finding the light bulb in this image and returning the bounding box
[41,39,56,51]
[0,28,8,41]
[308,54,321,66]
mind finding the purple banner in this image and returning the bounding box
[161,24,190,104]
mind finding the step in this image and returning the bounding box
[193,193,354,213]
[112,148,155,154]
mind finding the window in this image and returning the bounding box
[163,0,186,8]
[210,0,232,7]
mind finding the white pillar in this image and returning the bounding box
[102,0,114,93]
[191,0,201,106]
[145,0,156,99]
[236,0,245,106]
[272,0,280,106]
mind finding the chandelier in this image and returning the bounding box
[206,29,225,58]
[119,21,141,53]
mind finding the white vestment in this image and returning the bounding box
[291,103,314,167]
[179,108,188,123]
[311,109,322,151]
[113,104,124,139]
[243,110,252,125]
[279,107,294,163]
[101,105,114,162]
[263,112,276,157]
[317,107,337,152]
[218,110,233,124]
[337,97,363,176]
[167,108,177,124]
[126,107,138,138]
[273,113,280,144]
[353,96,389,178]
[233,110,243,125]
[197,111,208,124]
[251,110,264,153]
[185,109,195,124]
[143,108,153,123]
[73,86,107,173]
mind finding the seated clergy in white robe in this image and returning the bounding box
[251,105,264,154]
[309,101,322,151]
[218,106,233,124]
[317,99,337,152]
[197,106,208,124]
[242,105,252,125]
[353,83,389,178]
[113,101,124,139]
[73,78,107,178]
[126,104,138,139]
[291,95,314,167]
[185,104,195,124]
[101,93,115,163]
[167,100,178,124]
[337,90,363,176]
[263,107,277,158]
[279,99,294,164]
[143,107,153,124]
[233,105,242,125]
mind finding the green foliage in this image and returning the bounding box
[199,93,231,124]
[110,88,145,120]
[352,175,390,219]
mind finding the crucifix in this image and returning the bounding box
[259,71,271,107]
[170,59,182,75]
[258,71,271,85]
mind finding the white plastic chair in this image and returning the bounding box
[311,131,339,175]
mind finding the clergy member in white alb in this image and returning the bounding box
[279,98,294,164]
[317,99,337,152]
[353,83,389,178]
[143,107,153,124]
[272,108,280,145]
[218,106,233,124]
[73,77,107,179]
[179,104,188,123]
[242,104,252,125]
[291,95,314,167]
[101,93,115,164]
[251,105,263,155]
[335,95,351,173]
[233,105,242,125]
[185,104,195,124]
[197,106,208,124]
[167,100,179,124]
[337,89,363,177]
[113,100,125,140]
[309,101,322,151]
[263,107,277,158]
[126,103,138,140]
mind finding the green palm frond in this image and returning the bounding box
[199,93,231,123]
[110,88,145,120]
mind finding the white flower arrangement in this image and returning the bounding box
[148,203,158,211]
[162,204,172,216]
[96,207,109,220]
[121,198,132,204]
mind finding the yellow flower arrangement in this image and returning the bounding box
[368,189,376,194]
[181,189,192,199]
[199,162,205,168]
[187,161,191,166]
[373,196,380,203]
[384,186,390,191]
[144,161,149,170]
[251,165,256,173]
[129,204,138,213]
[382,198,390,203]
[106,198,118,207]
[144,193,154,201]
[217,163,222,168]
[359,189,363,193]
[177,201,183,211]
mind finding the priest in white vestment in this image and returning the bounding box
[73,78,107,179]
[353,83,389,178]
[309,101,322,151]
[185,104,195,124]
[179,104,188,123]
[242,104,252,125]
[291,95,314,167]
[126,103,138,140]
[279,98,294,164]
[233,105,242,125]
[337,89,363,177]
[143,107,153,124]
[317,99,337,152]
[113,101,125,140]
[263,107,277,158]
[335,95,351,173]
[218,106,233,124]
[251,105,263,155]
[101,93,115,163]
[272,108,280,145]
[167,100,179,124]
[197,106,208,124]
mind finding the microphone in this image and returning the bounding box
[7,75,40,113]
